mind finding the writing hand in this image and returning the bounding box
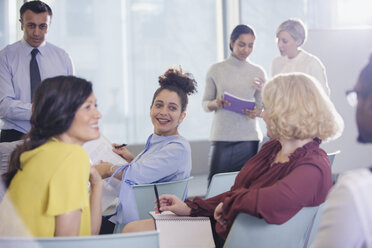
[155,194,191,216]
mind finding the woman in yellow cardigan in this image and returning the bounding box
[1,76,103,237]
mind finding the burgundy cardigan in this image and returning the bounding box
[186,138,332,239]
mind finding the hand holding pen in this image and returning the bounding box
[112,143,135,162]
[154,184,162,214]
[154,194,192,216]
[216,96,230,109]
[114,143,127,149]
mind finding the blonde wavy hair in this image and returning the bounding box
[262,73,343,141]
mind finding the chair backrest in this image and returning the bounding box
[223,206,319,248]
[205,171,238,199]
[0,231,159,248]
[111,178,193,234]
[305,202,326,247]
[327,150,340,166]
[327,150,340,184]
[0,140,22,176]
[133,177,193,220]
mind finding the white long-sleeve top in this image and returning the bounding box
[271,49,330,95]
[311,168,372,248]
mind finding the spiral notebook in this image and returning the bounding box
[223,91,255,115]
[149,211,215,248]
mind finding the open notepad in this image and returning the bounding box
[223,91,255,115]
[149,211,215,248]
[83,135,127,215]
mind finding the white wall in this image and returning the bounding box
[303,28,372,173]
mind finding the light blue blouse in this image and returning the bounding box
[109,134,192,224]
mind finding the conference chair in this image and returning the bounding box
[327,150,340,167]
[113,177,193,233]
[0,140,22,176]
[212,151,339,247]
[223,206,321,248]
[205,171,238,199]
[304,151,340,245]
[327,150,340,184]
[0,231,159,248]
[305,202,327,246]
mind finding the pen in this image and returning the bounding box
[114,143,127,149]
[154,184,162,214]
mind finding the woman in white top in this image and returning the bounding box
[271,18,330,95]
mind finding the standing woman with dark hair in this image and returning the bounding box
[0,76,103,237]
[95,66,197,227]
[202,24,266,184]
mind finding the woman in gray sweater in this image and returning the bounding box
[202,24,266,184]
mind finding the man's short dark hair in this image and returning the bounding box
[20,1,52,20]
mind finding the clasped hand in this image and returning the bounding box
[243,108,262,119]
[214,202,227,228]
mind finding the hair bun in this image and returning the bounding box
[158,66,197,95]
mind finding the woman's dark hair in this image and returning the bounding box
[3,76,92,187]
[151,66,197,113]
[20,1,53,20]
[229,24,255,51]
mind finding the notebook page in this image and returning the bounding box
[150,211,215,248]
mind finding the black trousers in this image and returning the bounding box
[99,216,115,234]
[207,140,259,185]
[0,129,25,142]
[210,217,225,248]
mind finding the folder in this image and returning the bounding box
[223,91,255,115]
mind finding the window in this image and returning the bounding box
[43,0,217,144]
[4,0,369,144]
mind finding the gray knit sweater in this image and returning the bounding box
[202,55,266,141]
